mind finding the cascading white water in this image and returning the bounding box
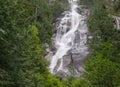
[49,0,89,75]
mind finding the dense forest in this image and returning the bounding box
[0,0,120,87]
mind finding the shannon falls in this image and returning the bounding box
[47,0,89,77]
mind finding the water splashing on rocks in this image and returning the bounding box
[48,0,89,77]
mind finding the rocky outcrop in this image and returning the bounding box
[46,0,89,78]
[112,16,120,30]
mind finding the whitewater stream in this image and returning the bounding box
[48,0,89,77]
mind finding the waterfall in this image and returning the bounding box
[49,0,89,76]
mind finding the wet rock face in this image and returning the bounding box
[54,52,88,78]
[47,0,89,78]
[63,54,72,67]
[72,53,87,71]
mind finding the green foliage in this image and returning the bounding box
[51,0,68,19]
[78,0,94,6]
[0,0,120,87]
[88,2,114,41]
[113,0,120,12]
[0,0,65,87]
[35,0,54,43]
[44,74,64,87]
[85,1,120,87]
[85,54,120,87]
[71,78,90,87]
